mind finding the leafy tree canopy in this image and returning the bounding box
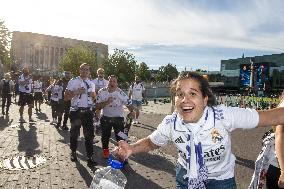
[59,45,97,78]
[136,62,151,82]
[0,19,12,66]
[156,63,179,82]
[104,49,137,85]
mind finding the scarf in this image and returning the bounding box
[182,108,210,189]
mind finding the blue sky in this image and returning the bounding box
[1,0,284,71]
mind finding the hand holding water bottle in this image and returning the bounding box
[112,140,133,162]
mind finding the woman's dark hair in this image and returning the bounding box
[170,71,217,106]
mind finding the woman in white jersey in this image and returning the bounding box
[113,72,284,189]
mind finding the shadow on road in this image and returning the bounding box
[17,122,41,156]
[35,112,50,122]
[235,156,255,169]
[123,165,166,189]
[0,115,13,131]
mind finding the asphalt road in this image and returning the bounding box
[0,100,268,189]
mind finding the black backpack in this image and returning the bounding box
[2,80,11,94]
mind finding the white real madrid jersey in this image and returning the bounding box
[149,105,259,180]
[92,78,108,92]
[129,83,145,101]
[18,74,33,93]
[96,87,131,117]
[33,80,43,93]
[67,77,96,111]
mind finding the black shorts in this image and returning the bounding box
[18,92,34,106]
[34,92,43,101]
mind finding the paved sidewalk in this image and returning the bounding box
[0,102,176,189]
[0,100,268,189]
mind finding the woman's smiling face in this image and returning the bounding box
[175,78,208,123]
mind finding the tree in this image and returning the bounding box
[136,62,151,82]
[104,49,137,86]
[59,45,98,77]
[156,63,179,82]
[0,19,12,69]
[195,68,207,73]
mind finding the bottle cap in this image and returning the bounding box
[108,154,124,169]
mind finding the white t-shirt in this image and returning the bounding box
[149,105,259,180]
[33,80,43,93]
[96,87,131,117]
[46,84,63,102]
[18,74,33,93]
[66,77,96,111]
[92,78,108,93]
[129,82,145,101]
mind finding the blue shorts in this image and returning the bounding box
[132,100,142,110]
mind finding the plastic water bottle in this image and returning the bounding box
[90,155,127,189]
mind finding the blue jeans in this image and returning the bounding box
[176,163,237,189]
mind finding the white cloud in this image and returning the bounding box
[1,0,284,71]
[1,0,283,52]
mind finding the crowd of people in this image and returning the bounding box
[0,63,145,166]
[1,66,284,189]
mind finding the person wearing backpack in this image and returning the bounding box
[0,73,14,115]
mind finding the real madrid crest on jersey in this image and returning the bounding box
[211,128,223,143]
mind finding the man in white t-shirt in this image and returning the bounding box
[96,75,134,159]
[92,68,109,133]
[92,68,109,94]
[18,67,34,122]
[128,76,145,124]
[64,63,97,167]
[33,76,44,112]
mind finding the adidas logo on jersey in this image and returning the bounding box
[174,136,185,143]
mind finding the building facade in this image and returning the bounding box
[10,31,108,75]
[220,53,284,91]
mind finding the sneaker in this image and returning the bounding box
[103,149,110,159]
[87,157,98,167]
[70,151,77,162]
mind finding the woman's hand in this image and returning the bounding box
[112,140,133,161]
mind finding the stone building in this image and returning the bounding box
[10,31,108,75]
